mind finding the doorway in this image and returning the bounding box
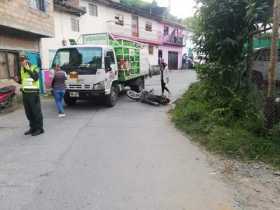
[158,50,163,65]
[168,51,178,69]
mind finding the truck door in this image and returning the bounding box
[105,50,117,81]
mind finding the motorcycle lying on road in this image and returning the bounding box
[126,89,170,106]
[0,86,16,111]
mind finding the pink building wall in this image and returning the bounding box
[159,45,183,69]
[158,22,186,69]
[113,21,186,69]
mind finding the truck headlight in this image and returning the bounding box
[93,81,105,90]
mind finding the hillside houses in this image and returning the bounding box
[0,0,54,81]
[41,0,187,70]
[0,0,187,83]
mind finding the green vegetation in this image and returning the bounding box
[182,16,199,32]
[171,82,280,167]
[120,0,154,8]
[120,0,182,23]
[172,0,280,167]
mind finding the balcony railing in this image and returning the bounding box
[106,21,161,44]
[163,35,185,46]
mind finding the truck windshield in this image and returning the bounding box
[52,47,102,74]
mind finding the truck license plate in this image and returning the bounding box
[70,92,79,98]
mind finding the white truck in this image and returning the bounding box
[252,47,280,87]
[51,33,149,107]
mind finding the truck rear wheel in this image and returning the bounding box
[105,85,118,107]
[64,94,77,106]
[131,77,145,92]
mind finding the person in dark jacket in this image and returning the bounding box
[19,55,44,136]
[159,59,170,96]
[52,65,67,117]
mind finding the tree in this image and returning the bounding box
[192,0,277,130]
[193,0,272,87]
[120,0,152,7]
[182,16,198,32]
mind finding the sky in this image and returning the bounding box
[145,0,197,19]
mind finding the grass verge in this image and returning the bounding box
[171,82,280,168]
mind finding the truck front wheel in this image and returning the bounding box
[105,85,118,107]
[64,94,77,106]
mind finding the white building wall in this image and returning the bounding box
[40,0,179,69]
[79,1,161,41]
[79,1,127,35]
[40,10,80,69]
[144,45,158,66]
[138,16,161,66]
[138,16,161,42]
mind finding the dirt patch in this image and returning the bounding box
[207,155,280,210]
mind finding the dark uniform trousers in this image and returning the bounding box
[22,92,43,131]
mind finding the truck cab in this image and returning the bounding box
[52,45,119,106]
[51,33,146,107]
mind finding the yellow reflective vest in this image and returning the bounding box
[21,64,40,92]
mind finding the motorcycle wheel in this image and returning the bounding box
[126,90,141,101]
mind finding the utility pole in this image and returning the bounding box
[267,0,280,97]
[265,0,280,129]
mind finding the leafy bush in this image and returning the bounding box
[174,0,277,166]
[171,81,280,167]
[207,126,280,163]
[172,82,210,134]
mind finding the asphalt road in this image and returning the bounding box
[0,71,240,210]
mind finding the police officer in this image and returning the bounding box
[19,55,44,136]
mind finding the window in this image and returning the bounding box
[263,49,270,61]
[164,26,169,36]
[148,45,154,55]
[48,50,57,68]
[29,0,46,12]
[145,22,152,32]
[256,49,270,61]
[106,51,115,64]
[89,3,98,16]
[71,17,80,32]
[0,52,19,80]
[81,6,87,13]
[52,47,102,70]
[254,49,280,62]
[115,15,124,26]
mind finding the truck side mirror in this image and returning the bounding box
[105,56,111,70]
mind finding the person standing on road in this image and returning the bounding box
[52,65,67,117]
[19,55,44,137]
[159,58,171,96]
